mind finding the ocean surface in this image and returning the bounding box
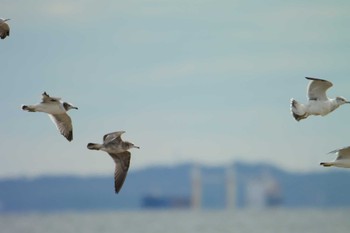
[1,208,350,233]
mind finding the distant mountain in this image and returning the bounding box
[0,162,350,212]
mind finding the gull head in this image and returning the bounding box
[124,141,140,150]
[63,102,78,111]
[335,96,350,105]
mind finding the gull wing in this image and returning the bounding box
[41,92,61,103]
[109,151,131,193]
[48,113,73,141]
[328,146,350,160]
[306,77,333,101]
[103,131,125,144]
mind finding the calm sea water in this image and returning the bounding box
[1,209,350,233]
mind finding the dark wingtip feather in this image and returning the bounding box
[114,180,123,194]
[114,182,121,194]
[65,131,73,142]
[305,77,328,82]
[114,177,123,194]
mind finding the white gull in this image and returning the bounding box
[87,131,140,194]
[320,146,350,168]
[21,92,78,141]
[290,77,349,121]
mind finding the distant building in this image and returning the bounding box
[191,164,202,209]
[245,171,283,208]
[226,166,236,209]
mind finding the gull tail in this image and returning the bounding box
[21,105,36,112]
[320,162,333,167]
[87,143,103,150]
[290,99,308,121]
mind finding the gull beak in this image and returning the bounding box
[134,145,140,149]
[72,106,78,110]
[346,101,350,104]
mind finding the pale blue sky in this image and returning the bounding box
[1,0,350,177]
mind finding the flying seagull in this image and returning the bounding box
[290,77,349,121]
[0,18,10,39]
[87,131,140,193]
[320,146,350,168]
[21,92,78,141]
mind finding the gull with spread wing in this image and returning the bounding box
[320,146,350,168]
[21,92,78,141]
[290,77,349,121]
[87,131,140,193]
